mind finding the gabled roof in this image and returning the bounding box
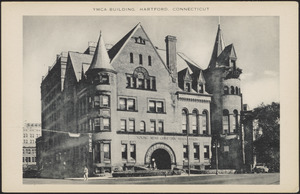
[216,44,237,66]
[208,24,226,69]
[193,69,206,84]
[68,52,92,81]
[108,23,139,61]
[177,52,203,73]
[88,32,114,71]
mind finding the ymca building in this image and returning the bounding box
[37,22,250,177]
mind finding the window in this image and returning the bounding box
[94,96,100,107]
[137,78,144,89]
[158,121,164,133]
[139,54,143,65]
[128,119,135,132]
[194,144,200,160]
[103,118,110,131]
[120,119,126,132]
[183,145,188,160]
[99,74,109,84]
[119,98,136,111]
[204,146,210,159]
[223,110,229,134]
[148,100,164,113]
[150,120,156,132]
[192,110,198,135]
[103,143,111,161]
[182,109,188,134]
[94,118,100,132]
[233,110,238,133]
[202,111,208,134]
[121,144,127,160]
[130,144,136,161]
[224,86,229,94]
[148,56,152,66]
[235,86,239,95]
[102,95,109,107]
[140,121,145,132]
[185,83,191,92]
[199,84,204,93]
[230,86,235,94]
[30,134,34,138]
[130,53,133,63]
[95,143,101,163]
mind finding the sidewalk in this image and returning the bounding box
[65,173,218,180]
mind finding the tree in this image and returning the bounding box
[252,102,280,172]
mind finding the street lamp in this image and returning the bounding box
[213,140,220,175]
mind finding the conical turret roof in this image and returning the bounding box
[88,31,114,71]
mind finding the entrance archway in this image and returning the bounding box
[151,149,171,169]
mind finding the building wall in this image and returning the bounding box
[23,123,41,169]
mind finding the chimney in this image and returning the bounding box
[165,35,177,82]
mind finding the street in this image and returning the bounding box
[23,173,279,185]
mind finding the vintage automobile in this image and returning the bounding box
[254,163,269,173]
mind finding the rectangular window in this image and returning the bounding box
[204,145,210,159]
[127,99,135,111]
[149,101,155,112]
[194,144,200,160]
[128,119,135,132]
[103,143,111,161]
[140,121,145,132]
[158,121,164,133]
[130,144,136,161]
[94,96,100,107]
[148,100,164,113]
[183,145,188,160]
[119,98,126,110]
[150,120,156,132]
[120,119,126,132]
[94,118,100,132]
[138,79,144,89]
[121,144,127,160]
[95,143,101,163]
[103,118,110,131]
[102,95,109,107]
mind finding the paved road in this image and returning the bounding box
[23,173,279,185]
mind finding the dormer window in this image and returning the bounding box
[198,84,204,93]
[135,36,146,45]
[231,60,236,70]
[185,83,191,92]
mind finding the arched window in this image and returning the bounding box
[224,86,229,94]
[233,110,238,133]
[130,53,133,63]
[140,121,145,132]
[182,109,188,134]
[223,109,230,134]
[139,54,143,65]
[230,86,235,94]
[235,86,239,95]
[192,109,199,135]
[148,56,152,66]
[202,110,208,134]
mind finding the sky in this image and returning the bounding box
[23,16,279,123]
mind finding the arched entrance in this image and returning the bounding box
[144,143,176,169]
[151,149,171,169]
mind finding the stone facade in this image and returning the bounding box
[37,22,252,178]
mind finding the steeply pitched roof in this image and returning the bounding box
[216,44,237,66]
[88,32,114,71]
[208,24,225,69]
[68,52,92,81]
[108,23,139,61]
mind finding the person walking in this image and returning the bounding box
[83,166,89,181]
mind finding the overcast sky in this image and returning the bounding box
[23,16,279,123]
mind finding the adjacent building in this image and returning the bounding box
[23,122,41,170]
[37,22,252,178]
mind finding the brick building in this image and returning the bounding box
[37,22,251,178]
[23,122,41,170]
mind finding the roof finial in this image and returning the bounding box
[218,16,221,28]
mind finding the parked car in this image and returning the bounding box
[254,164,269,173]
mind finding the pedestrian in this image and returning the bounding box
[83,166,88,181]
